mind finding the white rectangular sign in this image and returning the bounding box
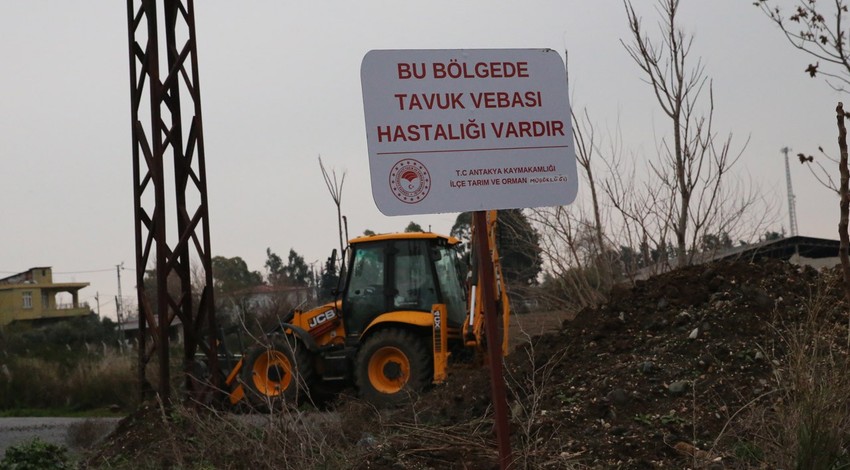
[361,48,577,216]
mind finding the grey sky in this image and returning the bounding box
[1,1,841,320]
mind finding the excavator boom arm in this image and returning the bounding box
[463,210,511,354]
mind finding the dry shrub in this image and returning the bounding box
[741,282,850,469]
[0,357,65,408]
[504,330,580,470]
[65,351,136,410]
[67,419,116,450]
[189,408,349,469]
[0,349,136,411]
[91,401,354,469]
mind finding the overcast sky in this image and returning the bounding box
[1,1,842,320]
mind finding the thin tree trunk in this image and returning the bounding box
[836,102,850,345]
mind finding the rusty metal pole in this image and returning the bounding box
[473,210,514,470]
[127,0,172,401]
[126,0,218,406]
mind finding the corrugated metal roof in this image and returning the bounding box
[711,236,840,262]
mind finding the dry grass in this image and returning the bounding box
[66,419,116,450]
[735,284,850,469]
[0,349,135,411]
[65,352,136,410]
[88,398,371,469]
[0,358,65,408]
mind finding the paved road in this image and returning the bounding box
[0,417,121,457]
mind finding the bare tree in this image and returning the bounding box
[318,156,346,265]
[530,111,645,309]
[624,0,756,266]
[529,3,776,310]
[757,1,850,341]
[529,205,609,311]
[756,0,850,92]
[529,108,617,311]
[836,103,850,344]
[602,140,676,275]
[573,108,606,259]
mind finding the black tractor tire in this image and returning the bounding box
[240,335,314,410]
[354,328,432,406]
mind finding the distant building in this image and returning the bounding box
[634,236,841,280]
[712,235,840,268]
[220,284,317,321]
[117,317,183,344]
[0,267,90,326]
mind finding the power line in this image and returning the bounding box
[1,267,135,275]
[56,268,125,274]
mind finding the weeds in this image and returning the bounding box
[0,438,71,470]
[89,400,355,469]
[65,419,115,450]
[737,281,850,469]
[65,353,135,410]
[503,326,578,469]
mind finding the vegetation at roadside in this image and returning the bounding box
[0,316,136,412]
[0,438,71,470]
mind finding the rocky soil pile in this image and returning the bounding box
[361,259,850,468]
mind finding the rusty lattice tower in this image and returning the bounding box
[126,0,218,403]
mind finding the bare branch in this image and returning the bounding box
[756,0,850,91]
[318,156,346,265]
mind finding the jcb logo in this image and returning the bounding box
[308,310,337,329]
[432,309,441,332]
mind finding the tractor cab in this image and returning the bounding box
[341,233,467,338]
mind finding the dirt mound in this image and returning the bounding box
[406,259,848,468]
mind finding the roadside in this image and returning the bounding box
[0,417,121,457]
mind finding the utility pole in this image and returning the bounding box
[95,292,101,316]
[116,263,124,325]
[781,147,799,236]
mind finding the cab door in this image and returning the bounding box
[341,241,389,336]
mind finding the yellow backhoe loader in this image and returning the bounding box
[224,211,510,406]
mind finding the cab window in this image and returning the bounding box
[343,244,386,334]
[393,240,437,312]
[434,244,467,327]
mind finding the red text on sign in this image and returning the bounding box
[397,63,427,79]
[433,60,529,79]
[470,91,541,109]
[395,93,465,110]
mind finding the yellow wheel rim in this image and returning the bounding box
[250,350,292,396]
[368,346,410,394]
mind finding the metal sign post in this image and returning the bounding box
[473,210,514,469]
